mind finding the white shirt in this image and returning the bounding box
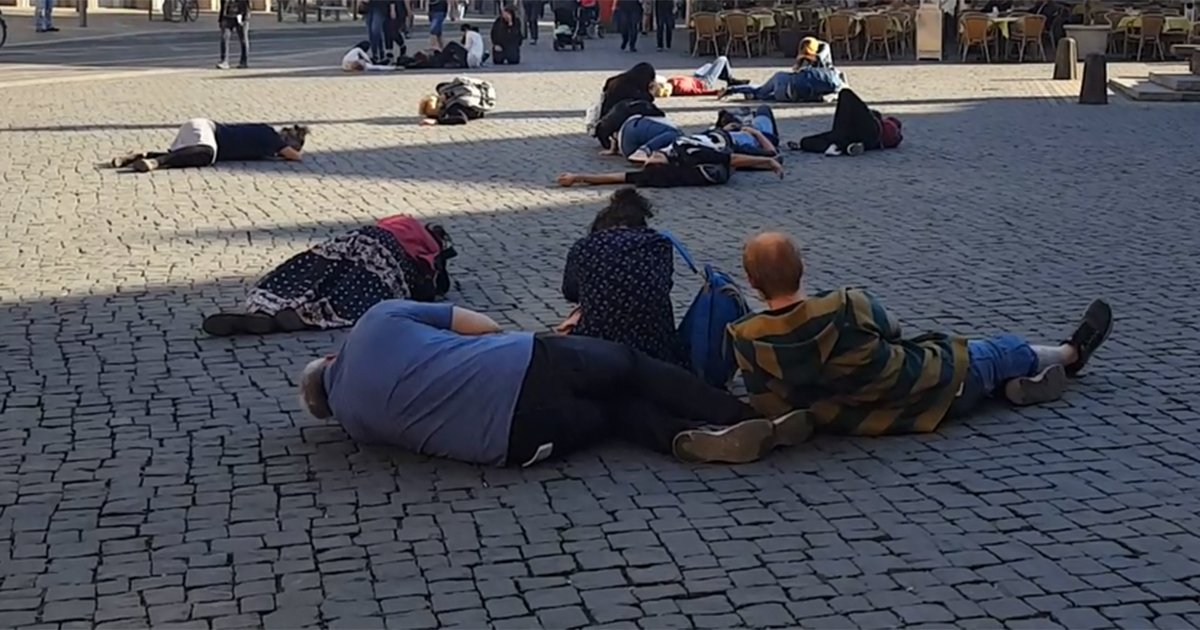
[342,47,371,71]
[463,30,484,68]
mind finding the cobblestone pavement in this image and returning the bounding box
[3,29,1200,629]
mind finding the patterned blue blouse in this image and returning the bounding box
[562,227,688,368]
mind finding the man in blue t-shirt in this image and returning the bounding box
[299,300,811,466]
[109,120,309,173]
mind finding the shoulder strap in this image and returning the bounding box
[658,230,699,276]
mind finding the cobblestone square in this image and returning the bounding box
[2,20,1200,629]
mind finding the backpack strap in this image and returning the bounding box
[658,230,700,276]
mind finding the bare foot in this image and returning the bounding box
[419,118,438,126]
[556,173,577,187]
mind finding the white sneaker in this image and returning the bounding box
[824,145,842,157]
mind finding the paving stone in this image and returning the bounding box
[1,24,1198,630]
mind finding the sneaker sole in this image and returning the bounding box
[1067,299,1114,376]
[846,143,865,156]
[673,418,775,464]
[1004,364,1068,406]
[772,409,813,447]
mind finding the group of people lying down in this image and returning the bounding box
[562,55,902,189]
[288,189,1114,467]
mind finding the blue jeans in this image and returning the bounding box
[726,71,788,101]
[618,117,681,158]
[693,55,730,90]
[951,334,1039,416]
[366,5,387,60]
[36,0,54,30]
[429,10,447,36]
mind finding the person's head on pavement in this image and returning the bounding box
[278,124,310,152]
[743,232,804,307]
[419,94,441,118]
[589,188,653,233]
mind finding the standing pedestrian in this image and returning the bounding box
[654,0,674,50]
[34,0,57,32]
[522,0,543,44]
[216,0,250,69]
[364,0,388,63]
[615,0,641,51]
[428,0,449,49]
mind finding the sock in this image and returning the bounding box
[1031,344,1073,369]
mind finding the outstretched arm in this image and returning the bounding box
[729,154,783,177]
[556,172,629,187]
[740,126,777,155]
[278,146,303,161]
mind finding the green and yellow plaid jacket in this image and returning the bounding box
[727,288,969,436]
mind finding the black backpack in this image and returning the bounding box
[406,223,458,301]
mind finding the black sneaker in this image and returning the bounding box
[237,61,249,69]
[845,142,865,156]
[131,158,159,172]
[672,418,775,464]
[1003,364,1068,406]
[728,77,750,86]
[1064,299,1113,376]
[46,26,60,32]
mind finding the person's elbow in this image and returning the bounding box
[450,307,504,335]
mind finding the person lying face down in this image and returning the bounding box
[600,61,658,117]
[559,127,783,189]
[110,119,307,172]
[299,299,812,467]
[659,55,750,97]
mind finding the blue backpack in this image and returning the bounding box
[662,232,750,389]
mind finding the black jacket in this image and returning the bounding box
[219,0,250,20]
[491,16,524,49]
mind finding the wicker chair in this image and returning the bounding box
[1125,14,1166,60]
[823,13,855,59]
[861,14,897,59]
[723,11,762,57]
[959,14,993,62]
[691,12,723,56]
[1007,13,1047,61]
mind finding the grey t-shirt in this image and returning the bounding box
[324,300,534,466]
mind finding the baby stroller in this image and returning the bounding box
[552,2,585,50]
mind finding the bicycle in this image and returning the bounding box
[159,0,199,22]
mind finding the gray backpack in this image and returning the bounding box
[436,77,496,116]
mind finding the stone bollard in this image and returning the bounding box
[1053,38,1078,80]
[1079,53,1108,105]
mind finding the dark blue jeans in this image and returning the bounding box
[616,5,642,49]
[726,71,789,101]
[618,116,682,157]
[949,334,1040,416]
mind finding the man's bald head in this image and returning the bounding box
[743,232,804,300]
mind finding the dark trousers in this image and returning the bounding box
[505,335,756,466]
[796,89,882,153]
[407,41,469,68]
[655,3,673,48]
[384,10,405,56]
[124,146,216,170]
[616,6,642,50]
[494,43,520,64]
[522,0,542,41]
[219,20,249,66]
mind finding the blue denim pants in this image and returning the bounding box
[726,71,788,101]
[950,334,1039,416]
[693,55,730,90]
[617,117,682,158]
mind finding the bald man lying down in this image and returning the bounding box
[727,231,1114,438]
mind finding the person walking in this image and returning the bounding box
[614,0,642,51]
[521,0,543,44]
[364,0,389,62]
[653,0,674,50]
[34,0,57,33]
[216,0,250,69]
